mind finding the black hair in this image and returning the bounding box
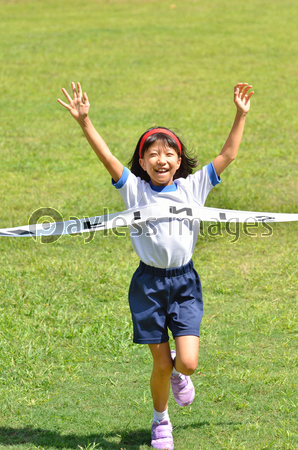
[128,127,198,182]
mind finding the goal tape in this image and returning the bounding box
[0,204,297,238]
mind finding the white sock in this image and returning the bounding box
[153,407,170,423]
[171,353,181,376]
[172,365,180,376]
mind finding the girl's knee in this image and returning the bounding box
[176,355,198,376]
[174,336,200,375]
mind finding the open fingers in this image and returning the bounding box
[58,82,89,116]
[234,83,254,102]
[83,91,89,105]
[57,82,86,107]
[242,85,253,103]
[57,97,71,109]
[77,82,83,99]
[246,89,254,99]
[234,83,249,94]
[237,83,253,94]
[57,85,74,110]
[241,85,253,104]
[242,84,252,94]
[60,87,72,103]
[71,81,77,99]
[234,82,248,93]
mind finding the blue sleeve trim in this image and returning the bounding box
[112,166,129,189]
[207,162,221,186]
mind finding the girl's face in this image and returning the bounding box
[139,140,181,186]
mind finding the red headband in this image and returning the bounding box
[138,128,182,158]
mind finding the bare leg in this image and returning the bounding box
[174,335,199,375]
[148,342,173,412]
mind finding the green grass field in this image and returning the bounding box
[0,0,297,449]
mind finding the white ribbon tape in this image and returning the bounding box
[0,204,297,238]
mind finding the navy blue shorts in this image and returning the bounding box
[128,260,203,344]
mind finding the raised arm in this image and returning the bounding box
[57,82,123,183]
[212,83,254,176]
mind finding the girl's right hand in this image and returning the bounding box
[57,82,90,123]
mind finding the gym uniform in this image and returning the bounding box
[113,163,220,344]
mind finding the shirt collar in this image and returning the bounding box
[149,181,177,192]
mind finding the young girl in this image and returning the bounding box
[58,82,254,450]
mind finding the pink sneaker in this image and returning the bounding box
[151,419,174,450]
[170,350,195,407]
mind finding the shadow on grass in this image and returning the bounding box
[0,426,147,449]
[0,421,241,449]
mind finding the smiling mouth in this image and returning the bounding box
[155,169,168,173]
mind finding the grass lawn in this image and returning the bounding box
[0,0,297,449]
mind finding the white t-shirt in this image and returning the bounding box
[113,162,220,268]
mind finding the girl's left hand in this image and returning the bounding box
[234,83,254,114]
